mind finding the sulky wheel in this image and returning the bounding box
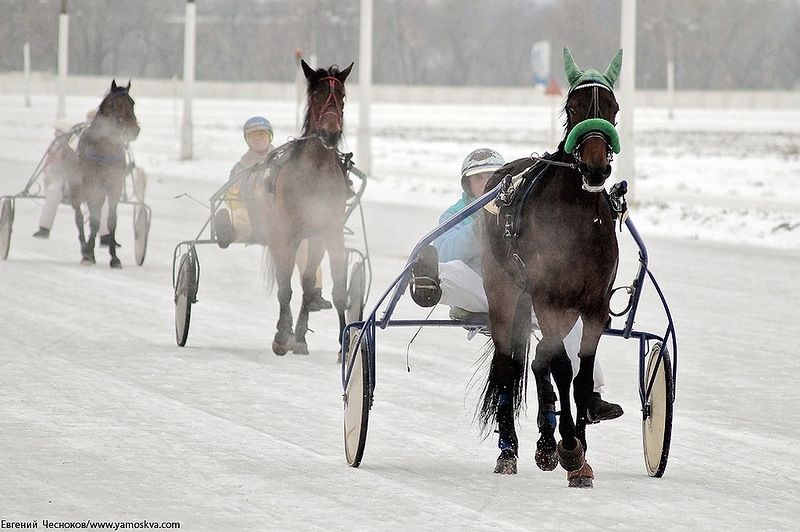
[342,323,371,468]
[0,198,14,260]
[174,252,198,347]
[642,342,674,477]
[133,203,151,266]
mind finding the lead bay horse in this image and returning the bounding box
[268,60,353,356]
[71,80,140,268]
[479,47,623,487]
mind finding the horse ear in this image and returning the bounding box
[563,47,583,87]
[604,49,623,88]
[301,59,316,81]
[111,79,118,91]
[125,80,131,91]
[337,62,354,83]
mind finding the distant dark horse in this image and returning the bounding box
[268,60,353,355]
[71,80,140,268]
[479,47,623,487]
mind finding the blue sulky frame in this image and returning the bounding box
[341,183,678,476]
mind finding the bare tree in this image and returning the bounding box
[2,0,800,90]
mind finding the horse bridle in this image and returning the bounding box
[567,82,616,190]
[310,76,345,126]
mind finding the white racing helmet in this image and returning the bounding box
[460,148,505,194]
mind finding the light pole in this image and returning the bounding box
[180,0,196,160]
[56,0,69,120]
[618,0,637,203]
[357,0,373,175]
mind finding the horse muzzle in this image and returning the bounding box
[317,127,342,149]
[125,123,141,142]
[578,152,613,193]
[566,119,620,193]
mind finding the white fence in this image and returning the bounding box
[2,71,800,108]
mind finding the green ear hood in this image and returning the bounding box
[563,47,623,91]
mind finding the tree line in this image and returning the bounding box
[2,0,799,91]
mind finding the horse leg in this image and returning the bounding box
[271,241,296,356]
[481,294,531,475]
[573,316,606,445]
[549,351,595,488]
[531,338,561,472]
[83,199,102,266]
[560,353,596,489]
[70,185,92,265]
[293,239,326,355]
[572,354,596,451]
[106,195,121,269]
[327,232,348,351]
[550,352,583,465]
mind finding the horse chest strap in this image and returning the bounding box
[496,163,549,243]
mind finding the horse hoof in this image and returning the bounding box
[110,258,122,269]
[557,438,585,472]
[81,257,95,266]
[535,431,558,471]
[272,341,289,356]
[272,333,295,356]
[292,342,309,355]
[567,461,594,488]
[535,449,558,471]
[493,448,518,475]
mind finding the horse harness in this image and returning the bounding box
[485,153,628,276]
[253,140,354,197]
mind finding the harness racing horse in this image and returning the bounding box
[268,60,353,356]
[478,47,623,487]
[71,80,140,268]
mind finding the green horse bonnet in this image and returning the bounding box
[563,46,623,154]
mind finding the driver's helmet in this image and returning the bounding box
[243,116,274,143]
[460,148,505,194]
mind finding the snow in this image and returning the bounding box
[1,92,800,530]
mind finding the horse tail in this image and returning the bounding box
[476,295,532,437]
[261,245,277,294]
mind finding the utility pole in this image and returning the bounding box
[357,0,373,175]
[56,0,69,120]
[618,0,637,203]
[180,0,196,160]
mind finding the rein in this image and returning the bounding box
[293,132,338,150]
[84,150,125,163]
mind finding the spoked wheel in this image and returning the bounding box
[133,203,151,266]
[642,342,674,477]
[174,251,198,347]
[343,324,371,468]
[0,198,14,260]
[343,259,371,467]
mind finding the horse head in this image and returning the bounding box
[562,47,622,192]
[98,80,140,143]
[301,60,353,148]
